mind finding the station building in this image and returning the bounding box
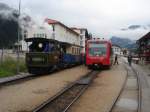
[137,32,150,64]
[20,18,82,51]
[112,44,123,55]
[44,18,80,46]
[70,27,90,54]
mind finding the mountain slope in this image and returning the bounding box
[110,36,137,49]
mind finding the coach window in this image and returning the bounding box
[76,47,77,55]
[72,47,74,54]
[74,47,75,54]
[75,48,76,55]
[76,48,77,55]
[75,47,76,55]
[79,48,80,54]
[75,47,77,55]
[74,47,76,55]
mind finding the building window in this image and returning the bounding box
[24,34,27,38]
[40,34,42,37]
[24,30,27,34]
[148,40,150,46]
[45,34,47,38]
[80,30,84,34]
[80,41,83,46]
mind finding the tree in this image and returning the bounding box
[0,15,18,49]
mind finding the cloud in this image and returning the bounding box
[113,26,150,40]
[0,2,18,21]
[120,24,150,31]
[1,0,150,40]
[128,25,141,30]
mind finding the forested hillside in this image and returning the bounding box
[0,3,19,48]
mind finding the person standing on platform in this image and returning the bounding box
[114,54,119,65]
[128,54,132,66]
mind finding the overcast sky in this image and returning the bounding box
[1,0,150,40]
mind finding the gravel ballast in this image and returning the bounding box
[0,66,90,112]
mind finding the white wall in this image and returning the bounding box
[80,30,86,53]
[27,26,53,39]
[21,22,80,51]
[21,25,53,51]
[72,29,87,53]
[54,24,80,45]
[112,46,122,55]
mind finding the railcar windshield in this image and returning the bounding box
[88,42,107,56]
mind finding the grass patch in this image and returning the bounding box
[0,57,27,78]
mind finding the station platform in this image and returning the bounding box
[122,56,150,112]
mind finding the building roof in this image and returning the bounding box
[112,44,122,48]
[45,18,79,36]
[70,27,87,31]
[45,18,59,24]
[138,32,150,41]
[70,27,90,39]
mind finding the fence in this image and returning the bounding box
[0,49,26,74]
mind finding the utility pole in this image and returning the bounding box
[0,47,4,65]
[17,0,21,73]
[52,24,55,40]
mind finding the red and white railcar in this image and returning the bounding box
[86,38,113,69]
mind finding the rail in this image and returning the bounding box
[0,73,35,85]
[131,66,142,112]
[33,71,99,112]
[109,63,142,112]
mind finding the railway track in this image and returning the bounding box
[109,64,141,112]
[0,65,81,86]
[0,72,36,86]
[33,71,99,112]
[0,67,71,86]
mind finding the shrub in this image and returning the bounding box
[0,56,27,78]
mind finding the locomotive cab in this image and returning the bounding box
[25,38,61,74]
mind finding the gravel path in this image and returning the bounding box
[0,66,90,112]
[68,64,127,112]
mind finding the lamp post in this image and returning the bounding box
[17,0,21,73]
